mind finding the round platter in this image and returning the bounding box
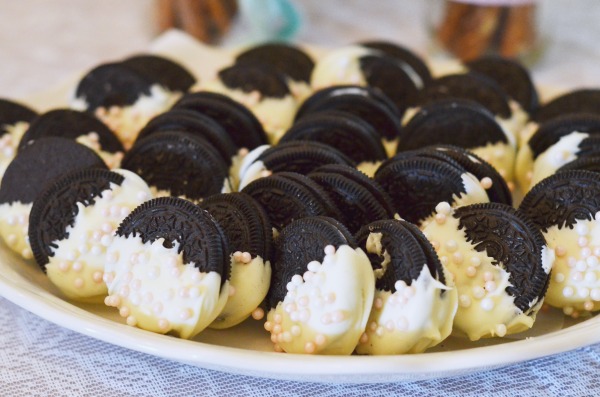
[1,30,597,384]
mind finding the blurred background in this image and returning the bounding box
[1,0,600,101]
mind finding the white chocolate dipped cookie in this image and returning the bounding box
[519,170,600,318]
[265,216,374,355]
[104,197,230,339]
[355,219,457,355]
[27,168,151,302]
[422,202,552,341]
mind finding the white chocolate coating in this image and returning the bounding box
[0,201,33,259]
[422,204,548,340]
[71,84,181,150]
[0,121,28,182]
[265,245,375,355]
[45,169,151,302]
[471,140,516,187]
[75,132,123,169]
[530,132,588,189]
[210,253,271,329]
[356,232,458,355]
[543,216,600,316]
[104,235,229,339]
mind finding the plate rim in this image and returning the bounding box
[2,250,600,383]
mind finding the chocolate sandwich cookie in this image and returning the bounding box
[516,113,600,191]
[122,54,196,93]
[0,138,106,206]
[72,55,194,149]
[18,109,124,169]
[238,140,355,190]
[0,98,37,128]
[265,216,374,354]
[422,202,551,341]
[135,108,237,165]
[295,85,402,143]
[104,197,230,339]
[356,53,421,115]
[0,137,106,260]
[121,130,230,201]
[173,91,267,150]
[519,170,600,317]
[354,219,457,354]
[241,172,336,231]
[426,145,513,205]
[466,55,539,114]
[200,192,273,328]
[417,72,512,119]
[28,167,151,301]
[235,42,314,101]
[557,155,600,174]
[309,45,421,114]
[19,109,123,153]
[203,63,297,144]
[310,163,395,217]
[0,98,38,180]
[73,61,154,111]
[280,110,387,164]
[375,149,489,225]
[398,99,515,183]
[308,165,395,233]
[359,40,432,86]
[398,99,508,151]
[200,192,272,262]
[75,54,194,110]
[534,89,600,123]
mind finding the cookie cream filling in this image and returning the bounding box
[75,132,123,169]
[202,81,297,145]
[529,132,588,189]
[71,84,181,150]
[356,160,383,178]
[265,245,375,355]
[422,204,545,340]
[104,235,229,339]
[0,201,33,259]
[543,216,600,316]
[0,121,28,181]
[45,169,151,302]
[210,253,271,329]
[356,232,458,355]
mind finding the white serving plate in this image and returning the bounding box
[1,30,598,383]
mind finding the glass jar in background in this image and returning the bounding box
[428,0,543,64]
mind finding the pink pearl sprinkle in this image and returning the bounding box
[331,310,345,323]
[252,308,265,320]
[92,271,104,283]
[314,334,326,346]
[158,319,170,330]
[374,298,383,309]
[555,246,567,257]
[304,342,316,354]
[73,278,84,289]
[119,306,130,317]
[321,313,332,325]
